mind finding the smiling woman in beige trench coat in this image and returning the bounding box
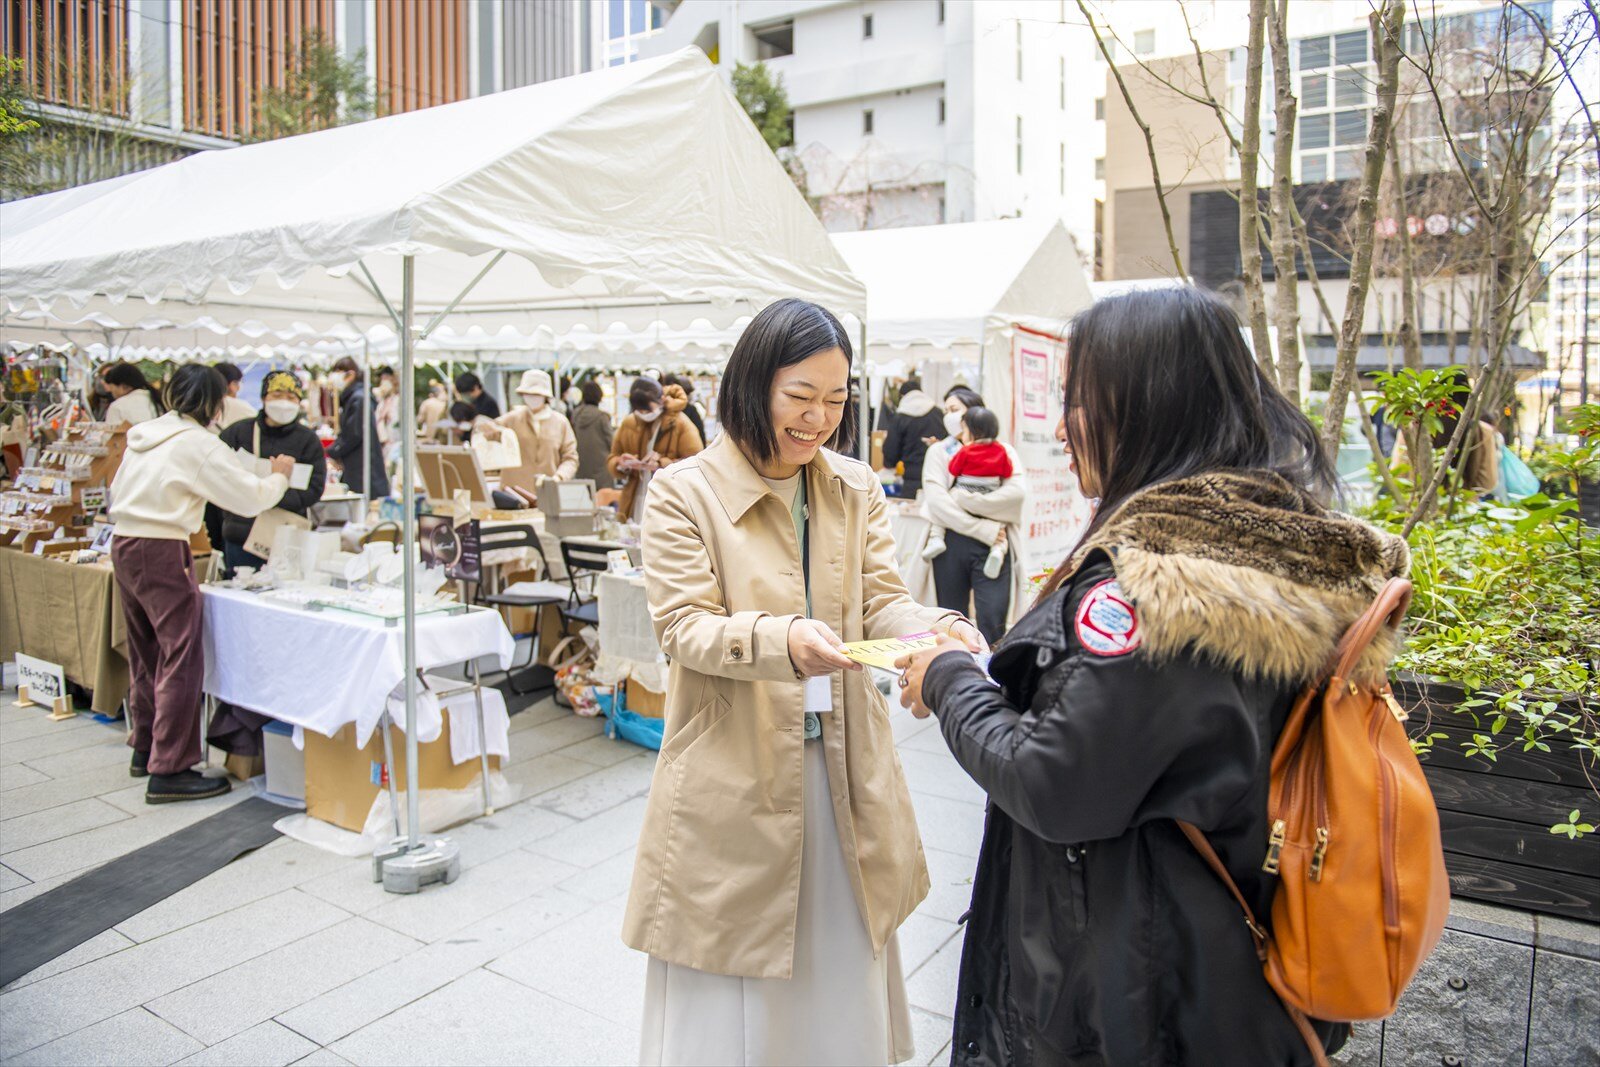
[623,300,983,1067]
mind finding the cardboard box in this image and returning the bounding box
[623,678,665,718]
[223,752,264,781]
[303,717,500,833]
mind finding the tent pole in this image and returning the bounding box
[361,341,371,516]
[399,256,420,856]
[858,320,871,464]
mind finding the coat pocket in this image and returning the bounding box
[661,692,730,764]
[1005,840,1093,1048]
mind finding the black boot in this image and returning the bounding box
[130,750,150,778]
[146,770,231,804]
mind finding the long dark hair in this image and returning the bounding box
[101,361,164,414]
[1043,287,1334,596]
[720,298,856,464]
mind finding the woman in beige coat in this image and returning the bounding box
[625,299,984,1066]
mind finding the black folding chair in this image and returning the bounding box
[558,539,614,628]
[478,524,564,696]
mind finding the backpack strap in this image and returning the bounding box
[1176,821,1332,1067]
[1329,578,1413,683]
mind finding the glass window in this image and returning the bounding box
[609,0,625,39]
[753,21,794,59]
[863,13,873,38]
[1299,113,1330,150]
[1095,96,1105,120]
[863,109,874,135]
[1017,116,1024,174]
[1334,70,1366,107]
[938,96,945,124]
[1060,58,1066,109]
[1135,29,1155,54]
[1060,144,1066,195]
[938,0,945,24]
[1334,29,1368,64]
[1334,108,1367,146]
[1334,148,1364,180]
[652,3,664,29]
[1301,153,1328,182]
[1299,36,1330,70]
[1016,21,1023,79]
[1094,156,1105,180]
[630,0,645,34]
[1301,72,1326,109]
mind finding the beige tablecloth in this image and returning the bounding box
[0,550,130,714]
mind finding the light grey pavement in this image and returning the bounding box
[0,685,981,1066]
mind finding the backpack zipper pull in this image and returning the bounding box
[1383,689,1408,722]
[1310,826,1330,881]
[1263,819,1286,875]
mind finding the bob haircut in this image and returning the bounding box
[449,401,477,424]
[628,376,663,413]
[1042,286,1334,596]
[580,380,604,406]
[330,356,360,376]
[944,385,984,411]
[213,361,242,385]
[720,298,856,465]
[164,364,227,427]
[454,372,482,394]
[961,405,1001,442]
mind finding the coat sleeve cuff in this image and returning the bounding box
[923,649,987,714]
[726,611,801,680]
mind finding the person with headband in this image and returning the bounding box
[217,370,327,575]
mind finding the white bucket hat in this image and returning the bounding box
[515,369,554,398]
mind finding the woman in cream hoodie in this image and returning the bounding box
[109,365,294,804]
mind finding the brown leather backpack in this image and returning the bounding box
[1179,578,1450,1066]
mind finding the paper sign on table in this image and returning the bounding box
[841,632,941,670]
[235,448,312,490]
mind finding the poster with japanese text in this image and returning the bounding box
[1009,329,1093,582]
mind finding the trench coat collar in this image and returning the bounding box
[698,433,872,524]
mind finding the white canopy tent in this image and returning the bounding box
[830,217,1091,428]
[0,47,864,882]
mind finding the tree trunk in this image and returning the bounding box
[1238,0,1276,382]
[1388,121,1433,487]
[1265,0,1301,404]
[1319,0,1406,462]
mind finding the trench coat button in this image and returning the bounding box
[729,642,743,660]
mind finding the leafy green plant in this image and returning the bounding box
[731,62,793,152]
[1366,493,1598,834]
[250,30,377,142]
[1371,366,1469,440]
[1551,810,1594,840]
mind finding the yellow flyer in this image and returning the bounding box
[843,631,940,670]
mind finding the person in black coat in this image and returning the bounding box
[880,377,945,497]
[216,371,328,574]
[895,289,1410,1066]
[324,356,390,498]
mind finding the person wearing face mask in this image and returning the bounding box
[217,371,328,575]
[608,375,703,524]
[569,379,616,489]
[323,356,390,498]
[475,369,580,499]
[879,377,945,498]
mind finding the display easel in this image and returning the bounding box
[0,421,126,551]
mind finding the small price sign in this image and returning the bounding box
[80,487,107,511]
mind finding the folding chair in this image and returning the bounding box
[558,539,613,629]
[478,524,565,696]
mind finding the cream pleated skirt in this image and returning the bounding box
[639,741,915,1066]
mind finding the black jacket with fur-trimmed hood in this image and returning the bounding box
[922,470,1409,1067]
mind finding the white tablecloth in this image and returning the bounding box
[594,570,667,691]
[888,510,930,581]
[201,587,515,748]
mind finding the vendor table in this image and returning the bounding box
[593,570,667,696]
[0,550,129,714]
[200,587,515,748]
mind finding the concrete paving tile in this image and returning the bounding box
[500,751,596,800]
[910,1006,954,1067]
[172,1021,317,1066]
[898,747,986,807]
[890,705,939,745]
[0,889,347,1059]
[149,917,420,1047]
[0,863,26,893]
[328,968,633,1067]
[0,1007,202,1066]
[0,870,82,915]
[364,848,580,944]
[116,838,351,943]
[919,847,977,924]
[554,847,636,904]
[0,797,129,853]
[507,698,566,732]
[526,795,647,869]
[295,860,394,918]
[288,1051,351,1066]
[0,765,50,792]
[0,712,104,745]
[1,789,246,882]
[532,754,654,820]
[487,900,643,1030]
[912,792,986,859]
[505,713,608,763]
[904,722,958,755]
[906,935,964,1017]
[19,738,142,781]
[0,721,125,766]
[439,800,576,869]
[927,1039,953,1065]
[1,929,135,993]
[899,910,962,978]
[560,733,647,768]
[275,887,594,1047]
[0,764,141,819]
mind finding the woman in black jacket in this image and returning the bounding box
[323,356,389,498]
[896,288,1410,1066]
[217,371,328,574]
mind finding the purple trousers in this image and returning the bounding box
[112,536,204,775]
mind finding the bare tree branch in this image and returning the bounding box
[1079,0,1187,279]
[1265,0,1302,402]
[1239,0,1277,381]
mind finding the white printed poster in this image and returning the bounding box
[1007,328,1093,581]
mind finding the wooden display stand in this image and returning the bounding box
[13,684,75,720]
[0,421,125,552]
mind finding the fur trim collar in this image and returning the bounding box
[1071,470,1410,684]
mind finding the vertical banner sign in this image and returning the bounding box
[1009,329,1093,581]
